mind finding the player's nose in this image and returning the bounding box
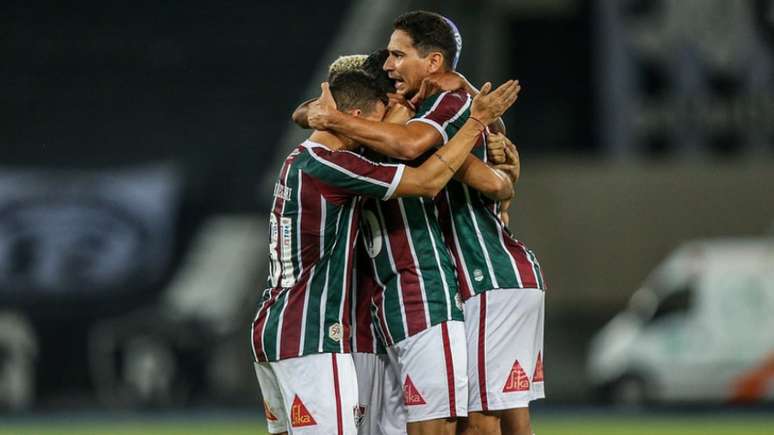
[383,57,393,71]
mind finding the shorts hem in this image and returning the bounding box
[405,410,468,423]
[468,401,531,412]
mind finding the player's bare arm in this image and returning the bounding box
[393,80,519,198]
[292,92,412,128]
[308,101,441,160]
[454,155,514,201]
[308,77,521,197]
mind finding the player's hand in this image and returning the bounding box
[493,134,520,184]
[384,100,415,124]
[499,199,511,227]
[409,71,469,107]
[487,132,507,164]
[387,93,415,112]
[470,80,520,126]
[307,82,337,130]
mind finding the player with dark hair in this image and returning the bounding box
[253,69,519,434]
[307,10,545,435]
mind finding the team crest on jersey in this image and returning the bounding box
[403,376,427,405]
[263,400,279,422]
[503,360,530,392]
[328,322,343,342]
[473,268,484,282]
[290,395,316,427]
[354,404,366,427]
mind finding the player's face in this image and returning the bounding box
[384,30,432,97]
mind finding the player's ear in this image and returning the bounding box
[349,108,363,118]
[427,52,444,73]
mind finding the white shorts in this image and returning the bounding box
[254,353,359,434]
[352,352,407,435]
[387,320,468,423]
[464,288,545,412]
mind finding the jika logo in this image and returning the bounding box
[403,376,426,406]
[502,360,530,393]
[290,395,316,427]
[533,352,544,383]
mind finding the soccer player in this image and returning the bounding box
[296,49,514,435]
[306,11,546,435]
[252,70,519,434]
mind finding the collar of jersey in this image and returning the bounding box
[301,139,331,150]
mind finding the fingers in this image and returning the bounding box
[319,81,337,109]
[494,164,517,173]
[497,80,520,108]
[487,133,507,163]
[504,142,518,164]
[479,82,492,95]
[483,80,519,117]
[488,150,506,164]
[410,79,428,107]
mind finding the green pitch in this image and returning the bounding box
[1,413,773,435]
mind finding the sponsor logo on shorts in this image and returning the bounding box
[290,395,316,427]
[328,322,343,342]
[263,400,279,422]
[533,352,544,383]
[502,360,530,393]
[354,404,366,427]
[403,376,427,406]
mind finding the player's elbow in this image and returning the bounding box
[403,141,428,160]
[406,172,442,198]
[485,174,514,201]
[292,108,310,129]
[393,136,429,161]
[421,174,445,198]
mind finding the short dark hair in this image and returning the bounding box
[363,49,396,94]
[393,10,457,70]
[329,70,388,115]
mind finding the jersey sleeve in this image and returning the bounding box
[408,89,472,144]
[298,144,405,200]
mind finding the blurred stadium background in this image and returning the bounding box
[2,0,773,433]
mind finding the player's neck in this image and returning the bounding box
[309,130,356,151]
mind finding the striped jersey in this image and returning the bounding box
[413,90,547,300]
[251,140,404,363]
[349,236,387,354]
[357,158,463,346]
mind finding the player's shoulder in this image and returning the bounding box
[447,88,470,100]
[419,89,470,113]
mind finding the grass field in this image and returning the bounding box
[2,411,773,435]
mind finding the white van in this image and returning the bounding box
[588,237,774,405]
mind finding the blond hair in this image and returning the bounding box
[328,54,368,78]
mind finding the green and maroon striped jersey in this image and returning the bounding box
[357,159,463,347]
[414,90,547,299]
[350,237,387,355]
[251,140,405,363]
